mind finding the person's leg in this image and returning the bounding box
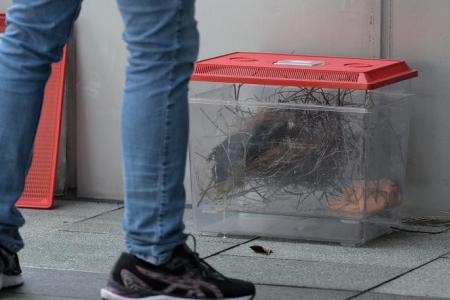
[102,1,255,299]
[117,0,199,266]
[0,0,82,285]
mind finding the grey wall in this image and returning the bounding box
[388,0,450,215]
[0,1,9,11]
[74,1,126,200]
[197,0,382,58]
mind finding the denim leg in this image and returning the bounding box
[0,0,82,253]
[116,0,199,265]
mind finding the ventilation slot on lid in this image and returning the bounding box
[192,52,418,90]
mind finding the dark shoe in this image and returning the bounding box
[101,244,255,300]
[0,246,23,290]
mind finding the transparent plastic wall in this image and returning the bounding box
[188,83,412,245]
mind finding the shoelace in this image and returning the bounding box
[187,233,198,253]
[186,234,226,280]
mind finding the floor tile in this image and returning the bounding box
[355,292,446,300]
[220,230,450,268]
[20,230,124,273]
[3,267,106,299]
[205,254,407,291]
[21,199,122,218]
[19,200,123,239]
[58,207,254,258]
[59,207,196,236]
[374,258,450,299]
[187,236,254,258]
[2,270,356,300]
[0,294,83,300]
[255,284,356,300]
[58,208,124,236]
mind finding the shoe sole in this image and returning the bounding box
[101,288,254,300]
[0,273,24,290]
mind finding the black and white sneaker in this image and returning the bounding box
[0,246,24,290]
[101,244,255,300]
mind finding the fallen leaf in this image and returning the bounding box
[250,245,273,255]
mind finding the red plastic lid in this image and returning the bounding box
[192,52,418,90]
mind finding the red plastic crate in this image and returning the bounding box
[0,14,5,32]
[1,13,67,208]
[192,52,418,90]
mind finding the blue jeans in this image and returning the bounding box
[0,0,199,265]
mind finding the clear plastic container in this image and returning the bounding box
[188,83,412,245]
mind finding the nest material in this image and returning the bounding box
[207,109,353,191]
[197,85,398,215]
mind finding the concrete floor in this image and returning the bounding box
[2,199,450,300]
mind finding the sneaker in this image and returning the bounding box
[0,246,24,290]
[101,244,255,300]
